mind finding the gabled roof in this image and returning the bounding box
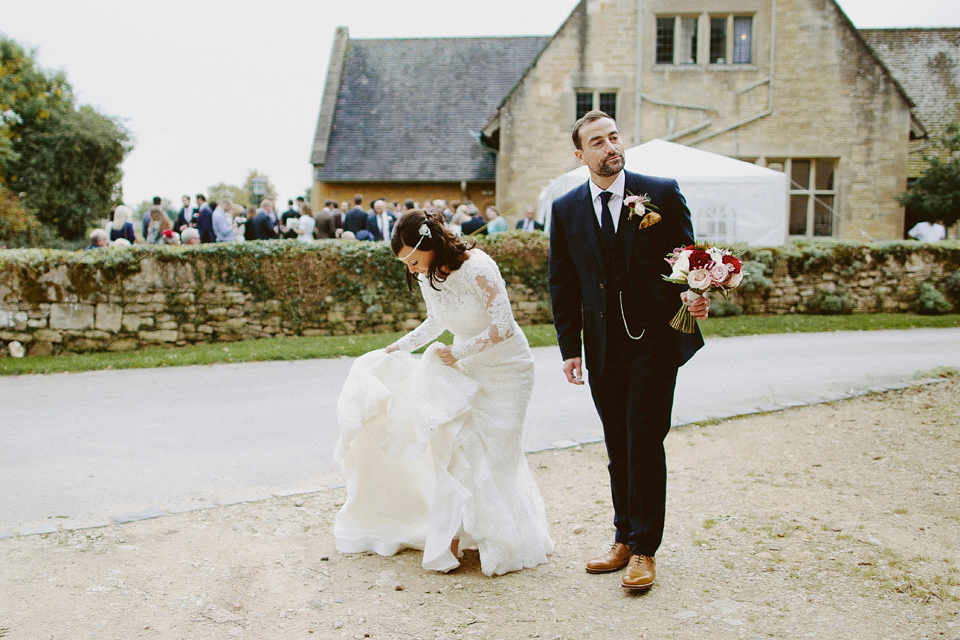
[859,28,960,137]
[312,32,549,183]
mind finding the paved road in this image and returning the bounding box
[2,328,959,535]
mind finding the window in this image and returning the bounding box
[708,15,753,64]
[770,158,837,237]
[656,16,698,65]
[575,90,617,121]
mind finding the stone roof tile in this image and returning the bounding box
[860,28,960,137]
[314,36,549,183]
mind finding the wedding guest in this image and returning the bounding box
[85,229,109,250]
[252,206,278,240]
[549,110,709,592]
[459,204,486,236]
[109,205,138,243]
[142,196,162,238]
[365,198,394,241]
[344,194,368,234]
[296,203,316,243]
[516,206,544,232]
[212,198,235,242]
[907,218,947,242]
[112,237,132,247]
[448,205,471,236]
[196,195,215,243]
[334,209,553,576]
[174,195,196,232]
[145,206,173,244]
[281,199,300,239]
[314,201,337,239]
[485,206,508,234]
[160,229,181,245]
[181,227,201,245]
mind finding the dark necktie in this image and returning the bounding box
[599,191,615,245]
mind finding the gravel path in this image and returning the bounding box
[1,378,958,639]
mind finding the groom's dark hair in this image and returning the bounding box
[572,110,614,151]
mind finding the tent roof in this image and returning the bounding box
[560,139,783,184]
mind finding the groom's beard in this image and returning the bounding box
[593,150,625,177]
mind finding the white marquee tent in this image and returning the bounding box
[537,139,788,247]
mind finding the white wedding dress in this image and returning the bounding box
[334,249,554,576]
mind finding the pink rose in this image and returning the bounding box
[727,271,743,287]
[687,268,712,291]
[709,262,730,285]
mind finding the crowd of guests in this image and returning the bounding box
[87,193,545,250]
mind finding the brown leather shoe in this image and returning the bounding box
[585,542,632,573]
[621,554,656,590]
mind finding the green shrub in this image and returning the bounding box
[709,296,743,317]
[914,282,952,315]
[807,290,853,315]
[942,270,960,310]
[738,261,773,292]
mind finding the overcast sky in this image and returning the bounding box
[4,0,959,209]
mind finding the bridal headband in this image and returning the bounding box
[398,222,432,263]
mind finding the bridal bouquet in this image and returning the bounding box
[662,243,743,333]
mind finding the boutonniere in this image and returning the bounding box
[623,192,661,229]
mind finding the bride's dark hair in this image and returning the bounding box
[391,209,475,291]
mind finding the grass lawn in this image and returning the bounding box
[1,313,958,376]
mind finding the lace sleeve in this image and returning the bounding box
[448,258,516,361]
[391,316,444,353]
[391,280,444,352]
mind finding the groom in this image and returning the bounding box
[548,111,709,591]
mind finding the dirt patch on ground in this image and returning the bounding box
[1,379,958,639]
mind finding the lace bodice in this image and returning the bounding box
[392,249,522,361]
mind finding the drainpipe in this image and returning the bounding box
[634,0,644,145]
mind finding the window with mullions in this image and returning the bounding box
[709,15,753,64]
[769,158,837,237]
[575,91,617,121]
[656,16,698,65]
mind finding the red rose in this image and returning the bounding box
[688,249,712,269]
[722,254,742,273]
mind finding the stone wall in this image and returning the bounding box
[0,236,553,357]
[1,237,958,357]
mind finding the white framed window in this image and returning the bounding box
[709,15,753,64]
[656,16,699,65]
[769,158,838,237]
[575,90,618,120]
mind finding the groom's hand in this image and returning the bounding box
[563,357,584,385]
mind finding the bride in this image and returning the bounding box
[334,209,553,576]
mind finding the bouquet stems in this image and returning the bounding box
[669,290,701,334]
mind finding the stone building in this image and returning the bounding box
[311,0,958,241]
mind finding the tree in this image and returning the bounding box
[898,122,960,233]
[0,187,40,247]
[0,36,131,241]
[207,182,247,207]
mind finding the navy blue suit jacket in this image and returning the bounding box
[196,204,214,244]
[548,170,703,376]
[365,213,396,241]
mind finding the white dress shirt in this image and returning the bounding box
[588,171,626,233]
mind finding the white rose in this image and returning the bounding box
[673,253,690,274]
[727,271,743,287]
[687,268,712,291]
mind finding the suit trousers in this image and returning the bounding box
[588,321,678,557]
